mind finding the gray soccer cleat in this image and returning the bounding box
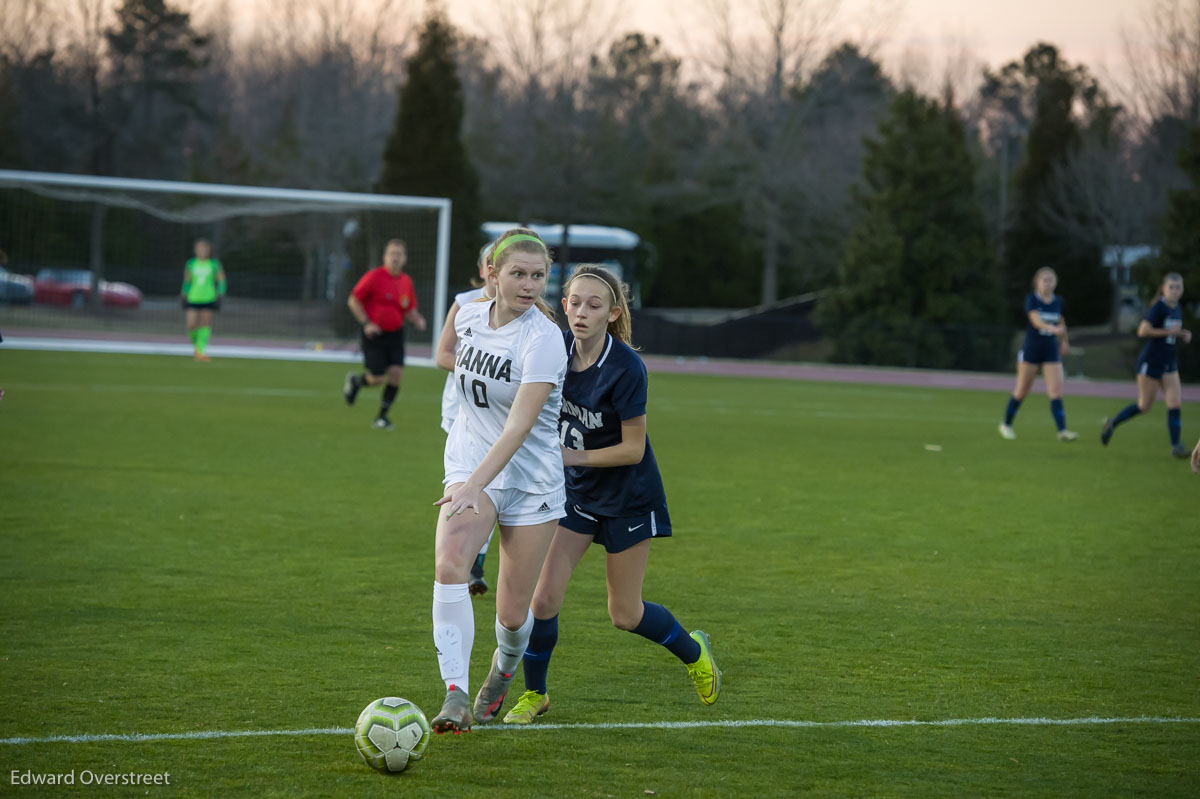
[472,648,517,724]
[430,685,472,735]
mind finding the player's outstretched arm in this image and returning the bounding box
[434,302,461,371]
[1191,438,1200,474]
[435,381,555,517]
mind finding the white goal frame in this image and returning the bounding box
[0,169,453,347]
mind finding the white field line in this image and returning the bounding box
[3,717,1199,746]
[2,336,435,368]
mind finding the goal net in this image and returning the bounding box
[0,170,450,354]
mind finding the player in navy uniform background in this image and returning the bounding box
[501,264,720,725]
[1100,272,1192,457]
[999,267,1079,442]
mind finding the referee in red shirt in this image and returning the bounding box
[343,238,427,429]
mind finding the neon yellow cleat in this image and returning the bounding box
[686,630,721,706]
[502,690,550,725]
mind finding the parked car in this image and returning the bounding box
[33,268,142,309]
[0,266,34,304]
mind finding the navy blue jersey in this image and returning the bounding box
[1024,293,1063,338]
[559,331,666,516]
[1139,298,1183,362]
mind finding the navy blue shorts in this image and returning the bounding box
[362,327,405,375]
[1137,354,1178,380]
[1018,335,1059,365]
[559,501,672,554]
[185,300,220,311]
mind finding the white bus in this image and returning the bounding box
[481,222,644,305]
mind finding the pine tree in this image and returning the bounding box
[378,11,481,285]
[104,0,210,177]
[818,90,1004,369]
[1001,44,1113,325]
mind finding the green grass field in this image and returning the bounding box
[1,350,1198,798]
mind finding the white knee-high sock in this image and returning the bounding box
[495,608,534,674]
[478,529,494,556]
[433,582,474,692]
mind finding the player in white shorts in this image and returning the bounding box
[436,243,497,595]
[429,228,568,734]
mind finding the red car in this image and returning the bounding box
[33,269,143,309]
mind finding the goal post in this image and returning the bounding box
[0,169,451,353]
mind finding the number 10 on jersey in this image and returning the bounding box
[459,374,489,408]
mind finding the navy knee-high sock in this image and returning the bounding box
[522,615,558,694]
[1111,403,1141,427]
[1168,408,1182,445]
[1004,396,1022,425]
[630,601,701,664]
[1050,398,1067,432]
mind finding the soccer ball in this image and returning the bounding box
[354,697,431,774]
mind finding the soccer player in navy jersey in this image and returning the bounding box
[1100,273,1192,457]
[501,264,720,725]
[999,267,1079,442]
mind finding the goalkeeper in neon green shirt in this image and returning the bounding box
[181,239,227,361]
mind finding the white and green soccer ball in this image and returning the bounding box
[354,697,431,774]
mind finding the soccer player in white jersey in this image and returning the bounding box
[429,228,568,734]
[436,243,497,595]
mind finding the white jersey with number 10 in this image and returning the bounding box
[443,298,567,493]
[440,287,489,434]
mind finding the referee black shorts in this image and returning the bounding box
[362,327,406,375]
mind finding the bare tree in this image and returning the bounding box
[1122,0,1200,129]
[1039,128,1157,332]
[227,0,412,190]
[683,0,853,304]
[485,0,626,91]
[0,0,55,64]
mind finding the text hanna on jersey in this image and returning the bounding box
[456,344,513,382]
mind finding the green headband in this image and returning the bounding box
[492,234,546,260]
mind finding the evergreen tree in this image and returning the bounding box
[0,61,22,168]
[104,0,210,177]
[998,44,1114,325]
[1140,126,1200,380]
[818,90,1004,369]
[378,11,481,286]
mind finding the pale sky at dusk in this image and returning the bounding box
[448,0,1144,92]
[210,0,1148,97]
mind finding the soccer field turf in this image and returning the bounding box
[1,350,1197,797]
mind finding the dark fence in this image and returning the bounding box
[631,295,822,359]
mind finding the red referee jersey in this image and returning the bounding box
[351,267,418,332]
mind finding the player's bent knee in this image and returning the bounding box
[530,594,559,620]
[608,605,642,631]
[433,550,471,585]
